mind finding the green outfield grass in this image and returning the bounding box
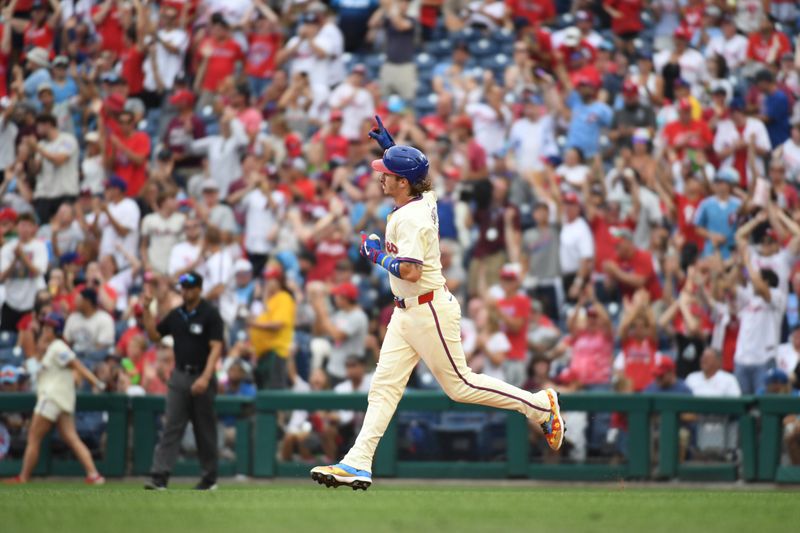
[1,481,795,533]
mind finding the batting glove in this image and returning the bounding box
[360,233,383,263]
[368,115,395,150]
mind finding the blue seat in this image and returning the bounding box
[415,52,435,69]
[0,330,17,349]
[0,346,19,365]
[469,38,496,58]
[492,28,515,47]
[365,53,386,71]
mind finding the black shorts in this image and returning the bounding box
[0,303,31,333]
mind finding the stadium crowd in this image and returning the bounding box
[1,0,800,465]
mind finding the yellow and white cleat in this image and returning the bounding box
[541,388,565,451]
[310,463,372,491]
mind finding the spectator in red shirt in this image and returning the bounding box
[419,92,453,140]
[6,0,60,56]
[520,24,556,71]
[615,290,659,391]
[557,284,614,387]
[657,173,707,253]
[0,21,11,98]
[662,98,714,159]
[119,25,146,98]
[489,263,531,387]
[450,115,488,181]
[747,16,791,66]
[194,13,245,107]
[244,2,282,99]
[603,227,663,302]
[91,0,128,57]
[506,0,556,27]
[107,110,151,196]
[308,109,349,166]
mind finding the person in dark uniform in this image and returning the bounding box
[141,271,224,491]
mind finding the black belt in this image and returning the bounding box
[177,364,203,375]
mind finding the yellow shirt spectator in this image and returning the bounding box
[250,290,295,358]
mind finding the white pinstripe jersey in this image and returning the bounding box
[384,191,446,299]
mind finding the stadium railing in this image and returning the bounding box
[3,393,799,482]
[130,395,254,477]
[0,392,128,477]
[757,396,800,483]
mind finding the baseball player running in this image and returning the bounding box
[310,117,564,491]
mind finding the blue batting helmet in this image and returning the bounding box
[371,145,429,184]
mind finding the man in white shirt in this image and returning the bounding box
[190,111,247,198]
[465,85,512,161]
[706,16,749,71]
[713,100,771,186]
[92,177,140,270]
[508,97,558,174]
[30,113,80,224]
[686,347,741,453]
[228,174,285,276]
[0,98,19,175]
[277,12,334,93]
[328,64,374,140]
[140,189,186,275]
[197,226,236,326]
[63,288,115,354]
[168,216,203,279]
[0,213,48,331]
[686,348,742,397]
[654,27,709,98]
[733,248,787,394]
[142,6,190,96]
[559,193,594,302]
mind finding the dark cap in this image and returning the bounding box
[179,271,204,289]
[210,12,229,27]
[106,175,128,192]
[80,287,98,307]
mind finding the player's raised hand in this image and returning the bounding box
[360,232,383,263]
[367,115,395,150]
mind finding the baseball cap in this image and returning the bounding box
[632,128,651,144]
[622,80,638,96]
[52,55,69,68]
[201,178,220,192]
[563,192,580,204]
[330,109,343,121]
[331,282,359,301]
[285,133,303,158]
[387,95,406,114]
[452,114,473,132]
[677,97,692,112]
[716,167,740,184]
[729,97,746,112]
[210,12,230,27]
[762,228,779,242]
[575,10,592,22]
[351,63,367,75]
[103,93,126,113]
[169,89,195,107]
[26,47,50,68]
[43,312,66,334]
[0,207,18,223]
[765,368,789,385]
[263,265,283,280]
[563,27,581,47]
[611,227,634,241]
[499,263,522,280]
[37,82,53,95]
[85,131,100,144]
[653,354,676,377]
[178,271,204,289]
[234,258,253,274]
[106,175,128,192]
[673,78,690,89]
[673,26,693,40]
[80,288,98,307]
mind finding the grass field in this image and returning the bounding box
[2,480,796,533]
